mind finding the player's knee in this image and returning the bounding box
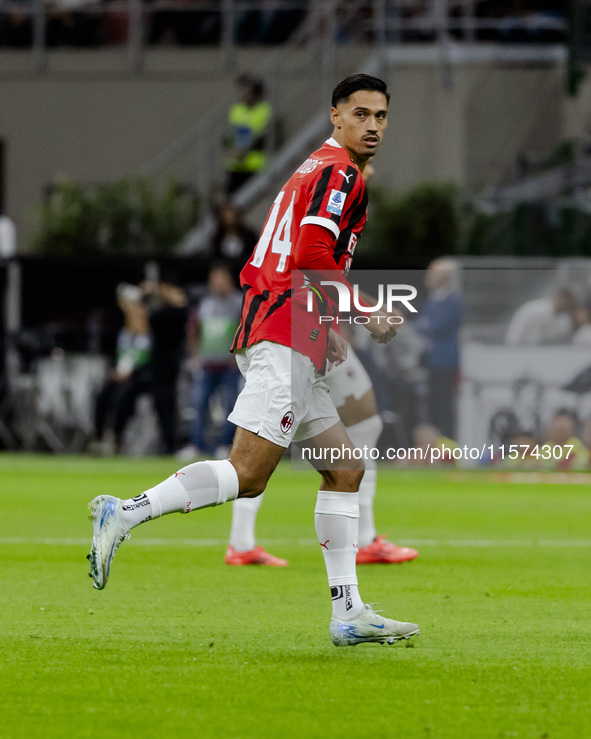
[231,462,269,497]
[321,465,365,492]
[237,483,266,499]
[346,466,365,491]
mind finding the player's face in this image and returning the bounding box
[331,90,388,168]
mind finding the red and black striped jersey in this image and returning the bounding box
[231,137,368,370]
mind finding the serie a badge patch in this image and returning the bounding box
[326,189,346,215]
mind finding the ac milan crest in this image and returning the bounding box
[280,411,295,434]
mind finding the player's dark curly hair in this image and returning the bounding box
[331,74,390,108]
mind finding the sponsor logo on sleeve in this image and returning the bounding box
[326,189,346,216]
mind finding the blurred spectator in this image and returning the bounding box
[505,287,578,346]
[45,0,102,47]
[101,0,129,45]
[224,75,272,195]
[503,429,540,469]
[415,258,463,439]
[1,0,564,48]
[0,0,103,46]
[236,0,307,44]
[93,283,152,455]
[572,295,591,347]
[505,287,577,346]
[258,0,307,44]
[409,423,458,466]
[399,0,435,43]
[177,263,242,460]
[210,201,258,280]
[498,0,565,43]
[142,278,188,455]
[542,408,588,470]
[0,214,16,257]
[0,0,34,46]
[147,0,220,46]
[498,0,530,43]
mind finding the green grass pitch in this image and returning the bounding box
[1,454,590,739]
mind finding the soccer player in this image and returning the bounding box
[87,74,419,647]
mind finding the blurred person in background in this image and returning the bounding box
[142,278,188,455]
[415,258,463,439]
[147,0,220,46]
[408,423,458,467]
[0,0,34,46]
[505,286,578,346]
[178,263,243,461]
[542,408,588,470]
[210,201,258,281]
[236,0,308,44]
[572,294,591,347]
[224,75,272,194]
[44,0,102,47]
[503,429,540,469]
[93,284,152,456]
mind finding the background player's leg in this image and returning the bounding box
[345,414,381,547]
[334,387,381,548]
[226,493,289,566]
[229,493,264,552]
[337,387,419,564]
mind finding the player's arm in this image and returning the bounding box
[358,287,404,337]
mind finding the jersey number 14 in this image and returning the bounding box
[250,190,296,273]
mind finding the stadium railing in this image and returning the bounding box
[0,1,567,73]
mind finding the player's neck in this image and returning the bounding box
[330,132,368,172]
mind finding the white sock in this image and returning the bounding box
[229,494,264,552]
[346,415,383,548]
[357,468,377,548]
[121,460,239,530]
[314,490,364,620]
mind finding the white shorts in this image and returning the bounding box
[323,347,373,409]
[228,341,340,448]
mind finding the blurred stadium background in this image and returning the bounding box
[1,0,591,460]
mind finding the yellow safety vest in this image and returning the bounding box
[226,101,271,173]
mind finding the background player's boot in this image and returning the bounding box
[356,535,419,564]
[330,604,419,646]
[87,495,130,589]
[224,545,288,566]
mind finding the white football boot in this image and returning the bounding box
[330,604,419,646]
[87,495,130,590]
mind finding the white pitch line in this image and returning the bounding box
[1,537,591,548]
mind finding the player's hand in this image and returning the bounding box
[365,311,398,344]
[388,307,405,328]
[326,329,348,371]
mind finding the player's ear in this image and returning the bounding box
[330,106,340,128]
